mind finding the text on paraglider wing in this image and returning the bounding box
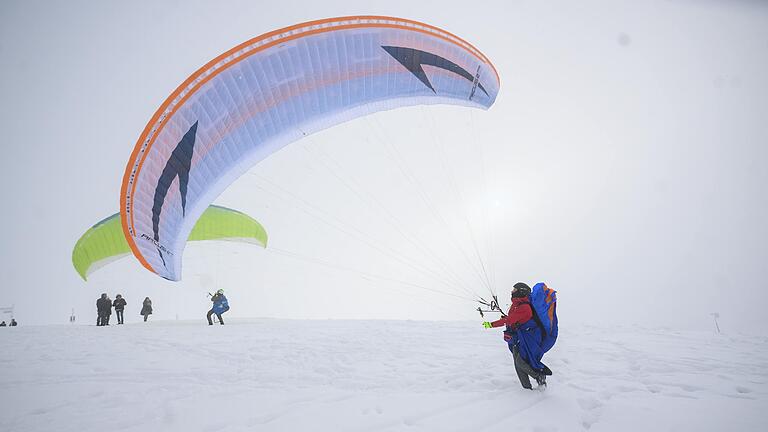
[139,233,174,256]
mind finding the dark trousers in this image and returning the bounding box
[97,311,110,326]
[207,309,224,325]
[509,344,544,390]
[116,310,124,324]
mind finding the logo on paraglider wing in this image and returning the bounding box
[149,121,198,266]
[139,233,174,256]
[381,46,489,99]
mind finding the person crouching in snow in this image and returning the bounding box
[207,289,229,325]
[483,282,551,390]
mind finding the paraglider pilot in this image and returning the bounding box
[207,289,229,325]
[483,282,552,390]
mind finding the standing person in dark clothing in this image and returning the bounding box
[113,294,127,325]
[103,295,112,325]
[9,319,17,326]
[207,289,229,325]
[140,297,152,322]
[96,293,110,326]
[96,294,102,326]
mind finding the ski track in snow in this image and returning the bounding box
[0,320,766,431]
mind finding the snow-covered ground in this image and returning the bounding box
[0,319,765,431]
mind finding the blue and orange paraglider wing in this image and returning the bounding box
[120,16,500,281]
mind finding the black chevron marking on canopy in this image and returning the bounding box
[151,121,198,266]
[381,46,489,97]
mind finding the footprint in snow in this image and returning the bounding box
[578,398,603,430]
[667,383,703,393]
[577,397,602,411]
[666,392,698,400]
[612,384,639,394]
[568,383,596,393]
[646,385,661,393]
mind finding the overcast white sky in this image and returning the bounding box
[1,0,766,333]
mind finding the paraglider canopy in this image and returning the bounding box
[120,16,500,281]
[73,205,267,280]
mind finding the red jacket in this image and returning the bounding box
[490,297,532,330]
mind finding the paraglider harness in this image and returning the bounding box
[477,295,540,341]
[477,286,557,349]
[514,300,547,342]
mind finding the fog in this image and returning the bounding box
[1,0,766,333]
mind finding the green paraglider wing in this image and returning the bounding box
[72,205,267,280]
[72,213,128,281]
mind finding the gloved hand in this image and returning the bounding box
[482,321,493,328]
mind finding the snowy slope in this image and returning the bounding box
[0,319,765,431]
